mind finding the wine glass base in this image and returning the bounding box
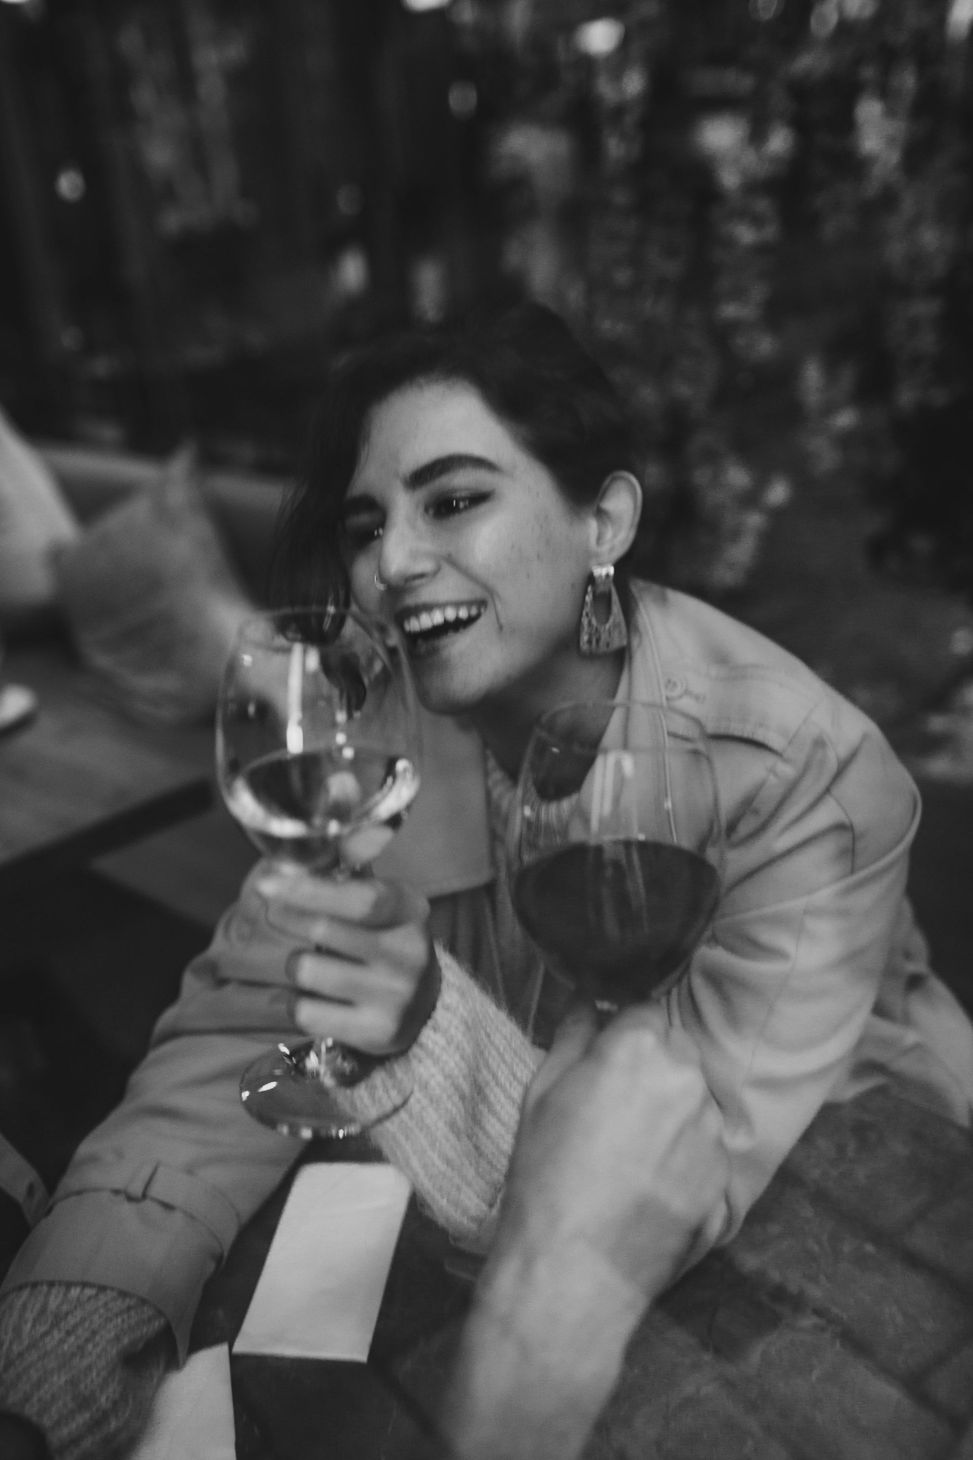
[239,1042,410,1141]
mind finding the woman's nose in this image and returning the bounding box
[376,513,437,590]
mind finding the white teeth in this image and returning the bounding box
[402,603,483,636]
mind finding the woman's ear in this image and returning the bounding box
[591,471,643,564]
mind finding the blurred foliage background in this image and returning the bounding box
[1,0,971,601]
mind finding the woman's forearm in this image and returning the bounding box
[439,1234,645,1460]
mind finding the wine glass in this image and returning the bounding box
[510,699,724,1017]
[216,606,422,1139]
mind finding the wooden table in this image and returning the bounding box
[0,642,213,894]
[191,1086,973,1460]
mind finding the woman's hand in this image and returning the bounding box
[254,867,441,1056]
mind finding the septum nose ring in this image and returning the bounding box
[374,570,388,592]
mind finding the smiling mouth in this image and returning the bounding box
[397,602,485,651]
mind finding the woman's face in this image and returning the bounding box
[340,380,600,727]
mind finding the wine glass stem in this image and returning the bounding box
[283,1037,384,1089]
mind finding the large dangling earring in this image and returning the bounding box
[579,564,628,656]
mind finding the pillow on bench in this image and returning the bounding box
[55,443,257,725]
[0,407,80,632]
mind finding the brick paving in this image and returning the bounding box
[586,1088,973,1460]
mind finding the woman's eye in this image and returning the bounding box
[429,493,485,520]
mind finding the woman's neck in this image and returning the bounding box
[472,651,625,780]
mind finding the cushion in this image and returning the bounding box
[0,407,80,629]
[55,443,256,725]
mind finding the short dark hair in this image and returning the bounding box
[271,300,644,608]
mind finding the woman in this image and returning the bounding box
[1,303,971,1456]
[254,298,973,1250]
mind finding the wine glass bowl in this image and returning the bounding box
[217,609,419,877]
[511,700,723,1015]
[216,606,421,1139]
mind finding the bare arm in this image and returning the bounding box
[438,1004,727,1460]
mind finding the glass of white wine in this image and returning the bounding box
[216,605,422,1139]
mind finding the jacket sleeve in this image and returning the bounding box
[0,865,308,1360]
[669,701,921,1246]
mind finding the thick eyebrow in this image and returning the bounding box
[404,452,501,490]
[343,452,501,517]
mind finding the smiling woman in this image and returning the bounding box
[261,298,973,1151]
[3,301,973,1460]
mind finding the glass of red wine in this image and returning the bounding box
[511,699,724,1017]
[216,606,421,1139]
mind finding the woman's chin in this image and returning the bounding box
[414,679,479,718]
[411,659,493,720]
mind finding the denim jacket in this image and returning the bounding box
[5,581,971,1359]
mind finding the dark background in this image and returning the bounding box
[2,0,972,605]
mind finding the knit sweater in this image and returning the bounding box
[330,943,543,1247]
[0,1284,171,1459]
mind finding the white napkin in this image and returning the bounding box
[130,1344,235,1460]
[233,1162,412,1361]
